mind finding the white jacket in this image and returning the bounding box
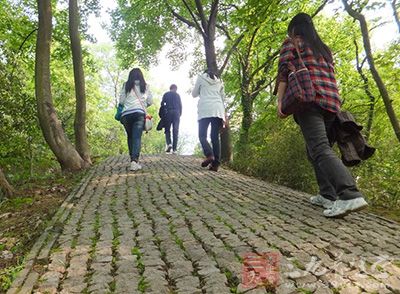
[119,81,153,117]
[192,73,225,121]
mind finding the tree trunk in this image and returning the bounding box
[220,119,233,163]
[358,67,375,141]
[354,40,376,141]
[204,38,219,73]
[0,167,14,198]
[220,119,233,162]
[69,0,91,165]
[36,0,87,171]
[169,0,232,162]
[238,90,253,148]
[392,0,400,34]
[343,0,400,142]
[203,35,232,162]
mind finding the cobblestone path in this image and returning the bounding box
[7,155,400,294]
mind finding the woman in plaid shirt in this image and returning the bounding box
[276,13,368,218]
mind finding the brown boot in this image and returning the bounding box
[201,156,214,167]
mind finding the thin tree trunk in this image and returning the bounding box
[203,8,232,163]
[36,0,87,171]
[354,40,376,141]
[358,68,375,141]
[220,118,233,163]
[204,36,232,162]
[392,0,400,34]
[238,88,253,148]
[69,0,91,164]
[0,167,14,198]
[343,0,400,142]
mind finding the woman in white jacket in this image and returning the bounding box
[192,70,225,171]
[119,68,153,171]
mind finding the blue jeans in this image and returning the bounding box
[121,112,145,162]
[294,105,364,201]
[198,117,223,165]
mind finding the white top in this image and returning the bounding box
[119,81,153,117]
[192,73,225,121]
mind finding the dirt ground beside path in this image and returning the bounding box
[0,174,84,293]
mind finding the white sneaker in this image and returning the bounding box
[165,144,172,153]
[323,197,368,218]
[130,161,142,171]
[310,194,335,209]
[172,150,178,155]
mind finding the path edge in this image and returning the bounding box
[6,166,97,294]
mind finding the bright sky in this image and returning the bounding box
[87,1,398,155]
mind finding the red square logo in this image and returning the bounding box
[242,252,281,289]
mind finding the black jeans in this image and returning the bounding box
[164,110,180,151]
[198,117,223,165]
[294,105,364,201]
[121,112,145,162]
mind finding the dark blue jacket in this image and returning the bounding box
[161,91,182,116]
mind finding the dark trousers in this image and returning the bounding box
[198,117,223,165]
[121,112,145,162]
[294,105,364,201]
[165,110,180,151]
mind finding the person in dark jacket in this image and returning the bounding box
[161,84,182,154]
[276,13,368,218]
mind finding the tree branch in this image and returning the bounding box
[244,28,259,73]
[208,0,219,32]
[369,20,393,32]
[218,32,245,75]
[311,0,329,18]
[167,4,196,27]
[194,0,208,33]
[219,3,240,12]
[250,49,280,80]
[10,28,38,81]
[216,24,231,39]
[18,28,38,52]
[181,0,206,38]
[250,78,276,99]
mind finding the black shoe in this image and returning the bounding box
[201,156,214,167]
[209,163,219,172]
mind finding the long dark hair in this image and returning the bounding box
[288,13,333,63]
[125,68,146,94]
[204,69,219,80]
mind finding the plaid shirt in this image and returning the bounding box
[277,37,341,113]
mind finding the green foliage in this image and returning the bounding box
[5,197,34,209]
[0,0,165,185]
[232,108,317,193]
[0,0,49,181]
[229,9,400,210]
[0,263,24,292]
[109,0,184,68]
